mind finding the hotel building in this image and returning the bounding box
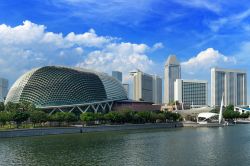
[211,68,247,106]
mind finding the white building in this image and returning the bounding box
[174,79,208,107]
[211,68,247,107]
[0,78,8,101]
[131,70,162,104]
[164,55,181,104]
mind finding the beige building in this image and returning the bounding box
[131,70,162,104]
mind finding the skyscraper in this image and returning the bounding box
[211,68,247,106]
[153,75,162,104]
[112,71,122,82]
[0,78,8,101]
[164,55,181,104]
[131,70,162,104]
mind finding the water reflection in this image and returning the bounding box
[0,126,250,166]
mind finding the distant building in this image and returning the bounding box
[153,75,162,104]
[174,79,208,107]
[131,70,162,104]
[164,55,181,104]
[211,68,247,106]
[123,83,129,98]
[0,78,8,101]
[112,71,122,82]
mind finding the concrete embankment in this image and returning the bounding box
[0,123,183,138]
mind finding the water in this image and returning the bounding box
[1,125,250,166]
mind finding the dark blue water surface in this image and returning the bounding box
[1,125,250,166]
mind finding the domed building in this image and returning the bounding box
[5,66,127,114]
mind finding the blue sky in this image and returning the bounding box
[0,0,250,103]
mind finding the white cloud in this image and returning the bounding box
[209,9,250,32]
[0,20,157,85]
[76,42,154,81]
[181,48,236,76]
[152,42,164,51]
[174,0,221,13]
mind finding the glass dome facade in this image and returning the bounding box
[5,66,127,107]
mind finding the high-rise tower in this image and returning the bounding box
[211,68,247,106]
[164,55,181,104]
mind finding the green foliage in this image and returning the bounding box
[80,112,96,123]
[29,110,48,126]
[0,111,13,126]
[0,102,5,112]
[19,101,36,112]
[240,112,250,119]
[225,105,234,112]
[12,111,30,128]
[210,108,219,114]
[104,112,125,123]
[223,105,241,120]
[64,112,77,123]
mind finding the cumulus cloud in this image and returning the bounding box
[181,48,236,76]
[77,42,153,81]
[0,20,156,85]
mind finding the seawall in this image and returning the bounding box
[0,123,183,138]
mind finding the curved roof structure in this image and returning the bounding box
[197,112,218,119]
[5,66,127,108]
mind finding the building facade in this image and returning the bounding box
[122,83,129,98]
[174,79,208,107]
[153,75,162,104]
[112,71,122,82]
[131,70,162,104]
[211,68,247,106]
[164,55,181,104]
[0,78,8,101]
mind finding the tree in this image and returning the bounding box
[0,111,12,126]
[0,102,5,112]
[19,101,36,112]
[104,112,125,123]
[64,112,77,126]
[240,112,250,119]
[80,112,96,124]
[12,110,30,128]
[50,112,66,126]
[29,110,48,127]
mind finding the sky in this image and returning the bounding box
[0,0,250,103]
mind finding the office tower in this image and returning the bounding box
[174,79,208,107]
[123,83,129,98]
[164,55,181,104]
[0,78,8,101]
[112,71,122,82]
[211,68,247,106]
[153,75,162,104]
[131,70,162,104]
